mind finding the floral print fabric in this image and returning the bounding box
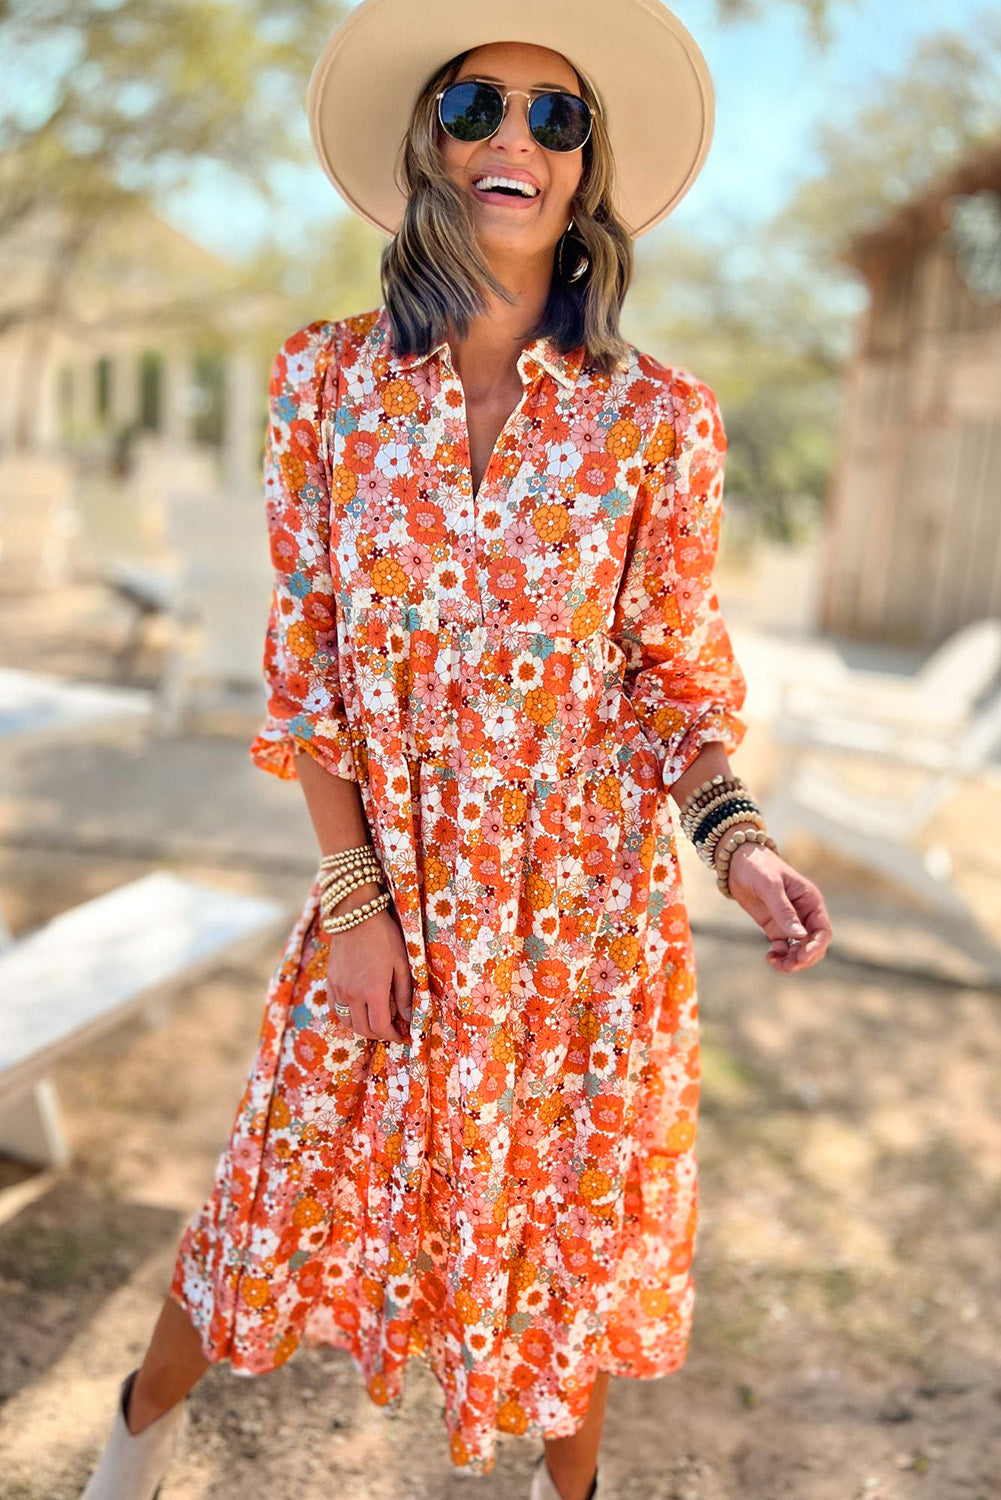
[169,305,747,1473]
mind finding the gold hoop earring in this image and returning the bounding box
[557,218,589,284]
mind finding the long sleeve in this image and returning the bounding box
[248,320,359,783]
[609,372,748,794]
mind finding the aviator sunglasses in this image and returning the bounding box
[435,78,597,154]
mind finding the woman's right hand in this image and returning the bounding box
[324,891,414,1043]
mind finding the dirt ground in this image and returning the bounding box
[1,566,1000,1500]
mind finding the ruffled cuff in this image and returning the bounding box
[248,717,360,783]
[645,703,749,793]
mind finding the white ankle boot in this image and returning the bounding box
[80,1367,190,1499]
[531,1452,600,1500]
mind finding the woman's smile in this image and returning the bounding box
[469,177,544,210]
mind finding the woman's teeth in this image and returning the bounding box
[473,176,539,198]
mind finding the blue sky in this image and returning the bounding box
[156,0,995,262]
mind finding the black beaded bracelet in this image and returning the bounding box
[691,797,761,848]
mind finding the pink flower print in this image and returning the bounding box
[579,801,614,837]
[480,807,505,844]
[483,735,524,776]
[615,848,644,886]
[504,519,540,559]
[521,428,550,466]
[356,467,393,507]
[468,976,503,1020]
[551,1158,579,1198]
[408,364,437,402]
[575,384,607,420]
[537,599,574,634]
[578,742,613,776]
[400,541,437,583]
[588,953,622,995]
[570,413,609,451]
[421,669,452,714]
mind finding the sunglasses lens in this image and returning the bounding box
[438,81,503,142]
[529,92,592,151]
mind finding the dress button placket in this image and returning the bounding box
[437,348,483,626]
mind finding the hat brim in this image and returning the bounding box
[307,0,714,239]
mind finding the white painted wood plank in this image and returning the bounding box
[0,872,288,1095]
[0,667,153,743]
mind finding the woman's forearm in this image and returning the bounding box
[669,740,738,814]
[293,745,383,914]
[669,741,761,857]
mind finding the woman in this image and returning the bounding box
[81,3,832,1498]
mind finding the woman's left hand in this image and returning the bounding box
[722,842,833,972]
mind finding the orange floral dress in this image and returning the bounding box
[169,304,747,1473]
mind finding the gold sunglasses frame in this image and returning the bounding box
[434,77,599,152]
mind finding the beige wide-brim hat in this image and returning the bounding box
[307,0,715,240]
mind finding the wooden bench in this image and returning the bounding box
[0,870,290,1170]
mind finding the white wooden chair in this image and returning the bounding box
[0,871,288,1170]
[764,677,1001,929]
[71,442,219,674]
[153,490,273,732]
[777,617,1001,730]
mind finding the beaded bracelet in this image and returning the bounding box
[714,827,779,898]
[318,854,383,908]
[690,786,759,834]
[317,843,390,934]
[321,890,393,933]
[679,774,747,835]
[321,864,384,906]
[696,800,764,850]
[702,809,768,862]
[319,846,383,873]
[685,785,757,837]
[690,796,761,848]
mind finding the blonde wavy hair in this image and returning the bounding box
[380,48,635,376]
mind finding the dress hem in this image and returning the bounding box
[164,1283,690,1474]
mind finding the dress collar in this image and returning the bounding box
[362,304,586,392]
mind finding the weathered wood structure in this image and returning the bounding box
[819,142,1001,647]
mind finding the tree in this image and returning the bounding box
[0,0,346,333]
[624,224,846,541]
[772,10,1001,267]
[625,7,1001,541]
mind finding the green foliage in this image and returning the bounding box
[773,10,1001,267]
[1,2,345,185]
[624,9,1001,542]
[624,224,848,541]
[0,0,347,333]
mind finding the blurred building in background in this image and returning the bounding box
[0,189,284,595]
[0,185,293,720]
[819,140,1001,647]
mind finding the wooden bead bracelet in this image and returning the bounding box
[713,827,779,898]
